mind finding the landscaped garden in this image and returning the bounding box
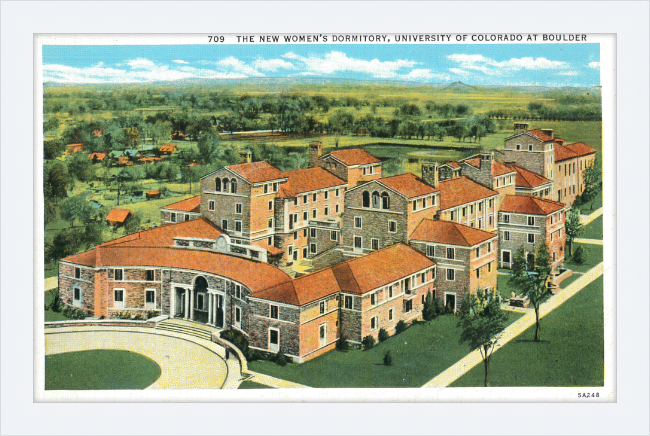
[564,242,603,273]
[247,311,522,388]
[45,350,161,390]
[580,214,604,240]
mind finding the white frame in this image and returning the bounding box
[235,202,242,214]
[388,220,397,233]
[444,292,458,312]
[113,288,125,309]
[354,216,362,228]
[208,200,215,211]
[72,286,82,307]
[144,288,157,310]
[446,268,456,282]
[235,305,242,329]
[268,327,280,353]
[371,238,379,250]
[318,323,327,347]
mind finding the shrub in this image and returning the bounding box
[249,349,272,362]
[378,328,389,342]
[395,320,408,334]
[383,351,392,366]
[220,328,250,359]
[272,351,290,366]
[62,305,86,320]
[146,310,158,320]
[573,246,585,264]
[50,289,62,312]
[336,335,350,351]
[132,313,144,321]
[422,291,437,321]
[362,335,375,350]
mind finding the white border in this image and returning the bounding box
[1,1,648,435]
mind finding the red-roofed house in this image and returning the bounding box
[105,208,133,226]
[161,195,202,224]
[340,173,440,255]
[504,163,553,198]
[65,143,85,155]
[313,143,383,188]
[434,176,499,231]
[501,128,557,180]
[553,141,596,204]
[88,151,108,162]
[497,195,568,269]
[456,151,517,209]
[410,219,498,311]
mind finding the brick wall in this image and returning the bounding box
[248,298,301,357]
[299,294,340,359]
[201,170,252,238]
[58,262,95,314]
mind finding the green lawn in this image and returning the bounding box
[451,276,604,387]
[248,312,522,388]
[564,243,603,273]
[577,190,603,215]
[238,380,273,389]
[45,289,71,322]
[580,215,603,240]
[45,350,161,390]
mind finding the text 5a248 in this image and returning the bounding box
[208,36,225,43]
[578,392,599,398]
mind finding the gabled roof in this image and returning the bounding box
[461,156,516,177]
[410,219,497,247]
[441,161,461,169]
[88,152,108,161]
[436,176,499,210]
[322,148,382,166]
[227,161,287,184]
[159,144,177,153]
[500,195,566,215]
[554,143,579,162]
[565,142,596,157]
[527,129,554,142]
[279,167,346,197]
[105,208,132,223]
[100,217,223,248]
[376,173,438,199]
[505,164,552,188]
[162,195,201,213]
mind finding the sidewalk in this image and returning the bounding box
[579,207,603,226]
[574,238,603,245]
[422,261,604,388]
[245,370,311,389]
[45,277,58,291]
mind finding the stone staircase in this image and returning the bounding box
[154,318,220,341]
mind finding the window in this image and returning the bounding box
[354,216,362,228]
[114,269,123,281]
[293,231,298,240]
[303,229,308,237]
[363,167,367,175]
[371,316,378,330]
[73,287,81,306]
[145,289,156,309]
[336,188,340,197]
[502,250,511,264]
[388,285,393,298]
[478,202,483,212]
[503,214,510,223]
[268,217,273,228]
[235,220,242,233]
[528,233,535,243]
[404,300,413,313]
[432,268,436,280]
[268,236,273,245]
[313,193,317,202]
[330,231,337,241]
[223,178,230,193]
[528,144,533,151]
[388,309,394,321]
[171,212,177,223]
[447,269,455,281]
[303,211,308,221]
[489,199,493,208]
[422,197,427,208]
[215,178,221,192]
[447,247,455,259]
[303,195,308,204]
[209,200,215,211]
[488,262,492,272]
[488,242,493,252]
[371,239,379,250]
[388,221,397,233]
[476,268,480,279]
[235,307,242,328]
[362,191,370,208]
[312,209,317,219]
[475,247,480,257]
[470,205,474,214]
[504,231,510,241]
[268,201,273,211]
[324,191,329,200]
[489,216,493,226]
[310,243,317,254]
[462,207,467,217]
[421,272,426,283]
[432,195,436,206]
[528,216,535,226]
[114,289,125,309]
[381,192,390,209]
[310,228,316,238]
[273,182,279,192]
[222,219,228,230]
[270,305,279,319]
[335,204,340,213]
[288,246,294,256]
[145,269,155,281]
[450,211,455,221]
[185,214,190,221]
[264,184,269,194]
[294,198,298,206]
[412,200,417,211]
[371,293,377,306]
[344,295,353,309]
[236,203,242,214]
[427,245,435,257]
[320,301,326,314]
[372,191,380,209]
[516,143,521,150]
[231,179,238,194]
[74,267,81,279]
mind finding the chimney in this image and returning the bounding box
[541,129,554,139]
[238,149,252,164]
[421,161,439,188]
[309,141,323,168]
[479,150,493,168]
[513,122,529,134]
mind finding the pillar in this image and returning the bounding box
[214,294,220,327]
[170,287,175,319]
[208,293,213,325]
[184,289,189,319]
[189,288,194,320]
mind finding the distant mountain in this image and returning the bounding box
[445,81,476,91]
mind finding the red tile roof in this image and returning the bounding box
[554,143,579,162]
[326,148,382,166]
[505,164,552,188]
[378,173,438,199]
[565,142,596,157]
[88,152,107,161]
[436,176,499,210]
[410,219,497,247]
[279,167,346,197]
[527,129,554,142]
[257,268,342,306]
[159,144,177,153]
[228,161,287,184]
[445,161,461,168]
[461,156,515,177]
[500,195,566,215]
[147,190,161,195]
[100,217,223,248]
[162,196,201,213]
[106,208,132,223]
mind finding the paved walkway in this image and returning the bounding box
[245,370,310,389]
[45,326,236,389]
[45,277,58,291]
[422,261,604,388]
[579,207,603,225]
[574,238,603,245]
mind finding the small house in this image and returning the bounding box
[357,128,370,136]
[106,208,133,227]
[88,151,108,162]
[66,143,85,155]
[159,144,177,155]
[146,190,161,199]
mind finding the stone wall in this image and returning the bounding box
[248,298,301,357]
[58,262,95,314]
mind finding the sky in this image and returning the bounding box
[42,43,600,87]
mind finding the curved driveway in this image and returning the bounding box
[45,327,233,389]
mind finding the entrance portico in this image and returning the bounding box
[170,279,226,329]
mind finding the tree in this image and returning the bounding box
[44,198,58,226]
[565,207,583,256]
[509,244,553,342]
[67,152,95,182]
[123,212,143,234]
[197,133,218,164]
[44,163,71,200]
[45,227,83,263]
[43,139,65,160]
[457,288,508,387]
[80,222,104,249]
[581,160,601,210]
[422,291,437,321]
[150,120,173,145]
[60,194,94,227]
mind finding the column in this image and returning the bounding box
[170,287,175,319]
[214,294,220,327]
[208,293,213,325]
[184,289,189,319]
[189,288,195,320]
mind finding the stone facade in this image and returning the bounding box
[438,195,498,232]
[58,261,96,314]
[161,209,200,224]
[248,298,301,358]
[307,221,340,259]
[501,132,555,179]
[317,155,382,188]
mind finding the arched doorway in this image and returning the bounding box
[193,276,209,323]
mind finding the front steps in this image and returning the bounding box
[155,318,220,341]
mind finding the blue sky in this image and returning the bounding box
[42,43,600,87]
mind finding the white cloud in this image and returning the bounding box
[400,68,449,82]
[252,58,294,71]
[215,56,264,77]
[449,68,470,76]
[172,59,189,64]
[126,58,156,69]
[588,61,600,69]
[558,70,580,76]
[283,51,417,79]
[447,53,570,77]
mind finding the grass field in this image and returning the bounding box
[577,190,603,214]
[451,276,604,387]
[45,350,161,390]
[581,215,604,240]
[44,289,70,321]
[564,243,603,273]
[248,311,522,388]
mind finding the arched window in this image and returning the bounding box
[230,178,237,194]
[215,178,221,192]
[362,191,370,208]
[223,178,230,193]
[381,192,390,210]
[371,191,380,209]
